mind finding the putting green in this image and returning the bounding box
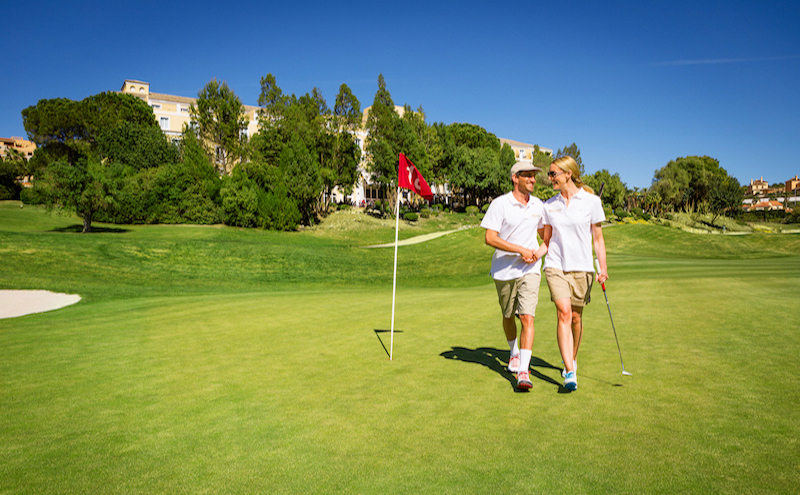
[1,203,798,494]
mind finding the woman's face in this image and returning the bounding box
[548,165,569,190]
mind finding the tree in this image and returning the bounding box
[531,145,555,201]
[38,157,124,232]
[257,73,290,119]
[585,169,627,209]
[333,83,362,131]
[650,156,733,212]
[364,74,400,195]
[190,79,249,175]
[708,175,743,225]
[22,92,159,231]
[96,120,180,170]
[253,75,359,220]
[433,122,508,207]
[0,151,25,200]
[326,83,362,202]
[280,135,322,225]
[555,143,583,175]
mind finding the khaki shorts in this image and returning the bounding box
[544,268,594,307]
[494,272,541,318]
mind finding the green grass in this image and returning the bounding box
[1,201,799,494]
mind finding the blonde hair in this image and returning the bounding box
[551,156,594,194]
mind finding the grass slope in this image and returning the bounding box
[1,202,799,494]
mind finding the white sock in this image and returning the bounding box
[519,349,532,372]
[508,339,519,357]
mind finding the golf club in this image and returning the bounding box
[595,258,632,376]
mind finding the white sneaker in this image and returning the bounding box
[516,370,533,390]
[508,354,521,373]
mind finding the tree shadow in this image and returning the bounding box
[439,347,563,391]
[51,225,130,234]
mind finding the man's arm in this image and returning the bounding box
[485,229,534,260]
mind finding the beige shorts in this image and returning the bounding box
[494,272,541,318]
[544,268,594,307]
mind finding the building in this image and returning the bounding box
[498,138,552,164]
[786,175,800,193]
[0,136,36,161]
[742,199,789,212]
[119,79,260,145]
[119,80,549,207]
[746,177,770,196]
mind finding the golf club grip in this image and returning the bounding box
[594,259,606,290]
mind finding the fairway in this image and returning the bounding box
[1,202,799,494]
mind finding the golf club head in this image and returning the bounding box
[622,371,632,376]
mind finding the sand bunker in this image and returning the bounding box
[0,290,82,319]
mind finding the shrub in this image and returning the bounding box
[20,187,41,205]
[466,205,480,216]
[615,207,629,218]
[219,178,260,228]
[404,212,419,222]
[481,204,490,213]
[260,183,301,231]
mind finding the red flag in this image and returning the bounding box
[398,153,433,201]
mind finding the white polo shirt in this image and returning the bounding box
[542,189,605,273]
[480,191,545,281]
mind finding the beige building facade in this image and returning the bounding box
[120,80,260,143]
[498,138,552,164]
[119,80,549,206]
[0,136,36,161]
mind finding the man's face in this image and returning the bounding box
[514,171,537,193]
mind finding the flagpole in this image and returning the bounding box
[389,185,401,361]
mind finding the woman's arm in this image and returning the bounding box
[591,223,608,283]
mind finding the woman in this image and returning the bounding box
[542,156,608,391]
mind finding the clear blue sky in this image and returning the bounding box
[3,0,798,188]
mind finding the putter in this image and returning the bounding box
[595,259,632,376]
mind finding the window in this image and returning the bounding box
[519,149,526,159]
[151,103,161,109]
[160,117,170,130]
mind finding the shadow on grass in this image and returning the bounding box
[51,225,130,234]
[374,329,404,358]
[439,347,564,392]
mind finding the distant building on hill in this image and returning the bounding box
[786,175,800,193]
[498,138,552,164]
[119,79,261,144]
[0,136,35,161]
[746,177,769,196]
[116,79,549,207]
[742,199,790,213]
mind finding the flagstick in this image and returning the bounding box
[389,185,402,360]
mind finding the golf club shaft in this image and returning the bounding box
[595,258,630,374]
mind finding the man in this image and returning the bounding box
[480,161,547,390]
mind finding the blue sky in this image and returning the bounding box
[2,0,798,188]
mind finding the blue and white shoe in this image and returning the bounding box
[563,371,577,391]
[561,360,577,378]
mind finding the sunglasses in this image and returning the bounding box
[517,171,537,178]
[547,170,565,178]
